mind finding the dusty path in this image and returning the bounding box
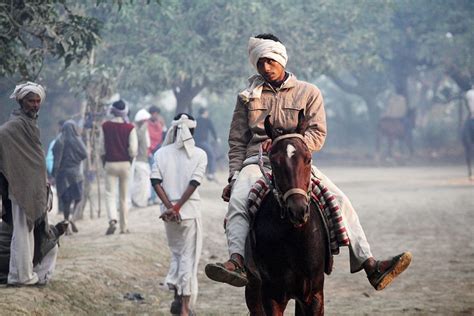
[0,164,473,315]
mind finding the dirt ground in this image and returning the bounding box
[0,164,473,315]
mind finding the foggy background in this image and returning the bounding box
[1,2,473,315]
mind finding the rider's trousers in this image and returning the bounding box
[225,161,373,273]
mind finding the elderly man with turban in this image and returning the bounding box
[205,34,412,291]
[101,99,138,235]
[151,113,207,316]
[0,82,66,285]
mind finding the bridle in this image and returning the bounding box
[258,133,312,219]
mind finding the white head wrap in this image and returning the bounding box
[248,37,288,71]
[9,81,46,104]
[134,109,151,122]
[162,114,197,158]
[239,37,288,102]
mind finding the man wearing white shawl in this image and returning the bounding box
[205,34,412,291]
[151,113,207,316]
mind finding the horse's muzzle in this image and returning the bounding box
[286,195,310,227]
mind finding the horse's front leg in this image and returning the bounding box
[261,293,289,316]
[295,290,324,316]
[246,275,265,316]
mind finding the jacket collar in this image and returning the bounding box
[262,72,297,92]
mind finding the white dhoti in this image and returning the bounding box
[35,244,58,285]
[131,161,151,207]
[8,196,58,285]
[8,197,38,285]
[225,162,373,273]
[164,217,202,308]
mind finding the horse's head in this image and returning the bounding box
[264,109,313,227]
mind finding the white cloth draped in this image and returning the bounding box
[238,74,266,103]
[162,114,197,158]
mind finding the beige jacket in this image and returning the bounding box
[228,74,326,179]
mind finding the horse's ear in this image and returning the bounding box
[295,109,309,135]
[264,115,277,140]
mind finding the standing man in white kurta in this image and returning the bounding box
[151,113,207,316]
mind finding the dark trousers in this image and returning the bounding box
[196,141,216,175]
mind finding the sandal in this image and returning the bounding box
[170,287,182,315]
[170,297,182,315]
[368,252,412,290]
[205,258,248,287]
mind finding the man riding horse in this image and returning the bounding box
[205,34,412,292]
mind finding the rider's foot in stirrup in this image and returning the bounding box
[365,252,412,290]
[205,253,248,287]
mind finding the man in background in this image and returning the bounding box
[132,109,152,208]
[101,100,137,235]
[195,107,220,181]
[148,105,167,155]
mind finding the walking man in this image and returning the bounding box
[52,120,87,233]
[151,113,207,316]
[101,100,138,235]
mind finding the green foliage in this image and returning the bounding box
[95,1,266,94]
[0,0,101,80]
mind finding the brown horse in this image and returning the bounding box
[245,110,328,316]
[376,108,416,158]
[461,118,474,179]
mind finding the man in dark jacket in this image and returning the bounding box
[195,107,220,181]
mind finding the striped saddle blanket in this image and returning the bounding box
[248,174,350,255]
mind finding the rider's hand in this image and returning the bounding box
[262,139,272,153]
[222,180,235,202]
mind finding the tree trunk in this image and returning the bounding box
[173,79,204,115]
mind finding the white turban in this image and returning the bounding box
[134,109,151,122]
[9,81,46,104]
[239,37,289,102]
[248,37,288,71]
[162,114,197,158]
